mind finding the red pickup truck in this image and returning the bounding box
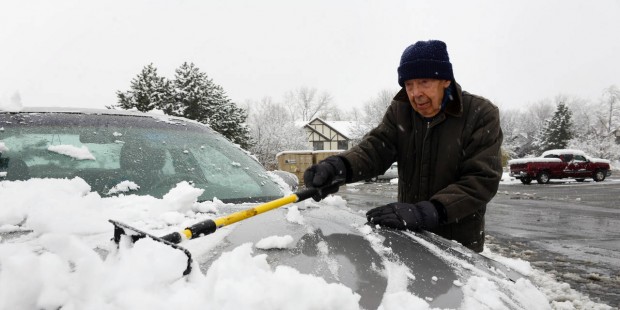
[508,149,612,184]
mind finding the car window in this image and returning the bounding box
[573,155,587,162]
[0,112,283,203]
[561,154,573,162]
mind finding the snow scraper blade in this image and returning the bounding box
[109,178,344,276]
[110,219,194,276]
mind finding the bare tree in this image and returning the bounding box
[348,89,397,142]
[498,107,523,158]
[564,86,620,162]
[600,85,620,134]
[500,89,620,162]
[513,99,554,157]
[247,97,310,169]
[285,86,333,121]
[363,89,396,126]
[564,95,597,137]
[527,99,555,127]
[317,105,344,121]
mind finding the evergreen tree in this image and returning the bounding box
[170,62,252,149]
[112,64,171,112]
[113,62,251,149]
[210,100,252,150]
[539,102,573,152]
[168,62,211,119]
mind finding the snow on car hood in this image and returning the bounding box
[0,177,362,309]
[0,177,603,309]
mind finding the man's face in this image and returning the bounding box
[404,79,451,118]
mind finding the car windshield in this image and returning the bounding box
[0,111,283,203]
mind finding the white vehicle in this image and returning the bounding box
[366,163,398,182]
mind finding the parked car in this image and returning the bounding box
[0,108,548,309]
[508,149,611,184]
[0,108,285,201]
[365,163,398,182]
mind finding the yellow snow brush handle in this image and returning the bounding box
[110,178,344,276]
[213,194,299,228]
[161,187,321,244]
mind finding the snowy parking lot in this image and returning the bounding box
[489,175,620,308]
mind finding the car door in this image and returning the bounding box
[560,153,575,176]
[570,154,590,178]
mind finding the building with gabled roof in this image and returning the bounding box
[298,117,360,151]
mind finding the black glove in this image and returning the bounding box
[303,156,347,201]
[366,201,439,231]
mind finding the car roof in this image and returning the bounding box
[0,107,201,125]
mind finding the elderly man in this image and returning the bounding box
[304,40,503,252]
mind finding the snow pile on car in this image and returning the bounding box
[0,177,613,309]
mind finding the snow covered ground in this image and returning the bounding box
[0,176,614,309]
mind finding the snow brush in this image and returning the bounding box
[109,179,344,276]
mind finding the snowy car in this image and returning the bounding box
[365,163,398,183]
[0,108,550,309]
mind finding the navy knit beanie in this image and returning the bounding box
[397,40,454,87]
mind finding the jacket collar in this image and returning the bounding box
[393,81,464,118]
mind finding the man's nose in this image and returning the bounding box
[411,84,423,97]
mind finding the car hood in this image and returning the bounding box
[0,178,533,309]
[192,202,524,309]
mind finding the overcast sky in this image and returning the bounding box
[1,0,619,113]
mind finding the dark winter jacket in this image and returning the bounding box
[339,83,503,252]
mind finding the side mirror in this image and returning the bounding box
[271,170,299,192]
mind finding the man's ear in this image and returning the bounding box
[443,80,451,88]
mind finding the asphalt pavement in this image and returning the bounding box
[337,176,620,308]
[489,177,620,308]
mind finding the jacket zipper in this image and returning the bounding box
[419,121,431,197]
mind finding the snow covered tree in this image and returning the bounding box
[539,100,573,152]
[316,105,344,121]
[598,85,620,135]
[501,90,620,162]
[501,99,554,158]
[564,96,594,136]
[498,107,523,159]
[349,89,397,144]
[211,100,252,150]
[168,62,211,118]
[564,88,620,162]
[246,97,309,169]
[170,62,251,149]
[113,64,171,112]
[113,62,251,149]
[365,89,396,124]
[285,86,333,121]
[568,134,620,162]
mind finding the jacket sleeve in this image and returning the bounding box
[431,102,503,223]
[339,101,401,182]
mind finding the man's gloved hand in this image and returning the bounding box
[366,201,439,231]
[303,156,347,201]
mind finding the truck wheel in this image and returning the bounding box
[593,170,606,182]
[536,172,550,184]
[520,177,532,185]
